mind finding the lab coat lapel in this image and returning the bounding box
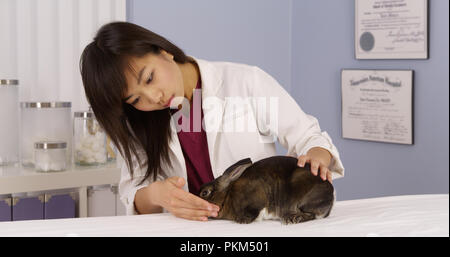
[167,120,187,187]
[166,58,225,182]
[196,58,225,178]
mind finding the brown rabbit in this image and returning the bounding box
[199,156,335,224]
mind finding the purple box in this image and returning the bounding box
[0,197,12,222]
[44,193,76,219]
[12,195,44,221]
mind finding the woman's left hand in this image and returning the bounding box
[297,147,333,184]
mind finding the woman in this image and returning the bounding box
[80,22,344,222]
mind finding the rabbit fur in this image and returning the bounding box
[199,156,335,224]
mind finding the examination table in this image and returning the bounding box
[0,194,447,237]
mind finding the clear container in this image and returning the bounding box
[73,109,107,166]
[20,102,72,167]
[0,80,19,165]
[34,141,67,172]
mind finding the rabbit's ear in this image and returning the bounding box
[218,158,253,190]
[220,161,252,189]
[224,158,252,175]
[228,162,252,181]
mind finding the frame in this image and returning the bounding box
[341,69,414,145]
[355,0,429,59]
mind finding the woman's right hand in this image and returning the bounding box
[153,176,220,221]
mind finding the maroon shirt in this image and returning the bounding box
[170,78,215,196]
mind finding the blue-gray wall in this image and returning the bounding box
[127,0,292,91]
[291,0,449,200]
[127,0,449,200]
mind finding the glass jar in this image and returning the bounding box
[73,109,107,166]
[0,80,19,165]
[34,141,67,172]
[20,102,72,167]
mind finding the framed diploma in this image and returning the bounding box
[355,0,429,59]
[341,69,414,145]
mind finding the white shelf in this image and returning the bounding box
[0,162,121,217]
[0,162,121,195]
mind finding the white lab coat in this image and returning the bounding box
[118,57,345,215]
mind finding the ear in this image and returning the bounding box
[228,162,252,181]
[224,158,252,175]
[220,158,253,188]
[160,49,174,60]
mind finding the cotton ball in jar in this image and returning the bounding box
[75,133,106,165]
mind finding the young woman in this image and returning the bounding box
[80,22,344,222]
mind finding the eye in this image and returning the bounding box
[131,97,140,106]
[201,190,210,197]
[146,71,153,84]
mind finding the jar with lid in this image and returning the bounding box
[34,141,67,172]
[73,109,107,166]
[0,79,19,165]
[20,102,72,167]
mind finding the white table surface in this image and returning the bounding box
[0,194,448,237]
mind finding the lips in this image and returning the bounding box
[164,95,174,107]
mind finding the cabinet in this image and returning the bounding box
[88,185,115,217]
[0,195,12,221]
[12,194,44,221]
[44,192,76,219]
[0,162,121,221]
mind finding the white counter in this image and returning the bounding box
[0,194,448,237]
[0,162,121,217]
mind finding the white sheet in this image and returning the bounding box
[0,194,448,237]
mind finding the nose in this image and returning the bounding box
[142,88,163,105]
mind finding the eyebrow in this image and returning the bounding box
[123,66,146,102]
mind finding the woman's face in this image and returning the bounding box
[123,50,184,111]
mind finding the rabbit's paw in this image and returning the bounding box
[281,212,315,225]
[234,215,257,224]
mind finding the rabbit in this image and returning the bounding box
[198,155,335,224]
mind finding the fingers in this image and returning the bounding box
[327,171,333,184]
[297,155,309,168]
[168,177,217,205]
[311,161,321,176]
[167,193,219,222]
[165,177,219,210]
[170,206,218,222]
[314,163,332,182]
[172,187,220,212]
[297,155,333,183]
[298,155,322,176]
[163,177,220,221]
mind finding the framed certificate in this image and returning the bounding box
[355,0,429,59]
[341,69,414,145]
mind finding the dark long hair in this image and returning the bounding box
[80,22,194,185]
